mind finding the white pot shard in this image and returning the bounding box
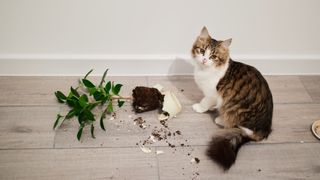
[161,91,182,118]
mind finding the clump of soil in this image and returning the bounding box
[133,117,146,129]
[151,128,168,141]
[190,157,200,164]
[132,86,164,113]
[160,119,168,128]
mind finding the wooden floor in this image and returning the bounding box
[0,75,319,180]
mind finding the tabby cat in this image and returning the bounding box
[191,27,273,170]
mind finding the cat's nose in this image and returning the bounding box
[203,59,208,63]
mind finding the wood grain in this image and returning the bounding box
[54,105,161,148]
[0,75,319,180]
[0,147,158,180]
[157,143,320,180]
[264,75,313,104]
[0,76,147,106]
[0,107,57,149]
[300,75,320,103]
[54,103,320,149]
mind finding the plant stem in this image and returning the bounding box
[111,95,133,100]
[99,69,109,87]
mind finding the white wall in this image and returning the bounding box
[1,0,320,75]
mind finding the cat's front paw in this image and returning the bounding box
[192,103,206,113]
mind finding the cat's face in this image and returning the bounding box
[191,27,232,67]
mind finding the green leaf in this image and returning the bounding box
[82,94,89,102]
[91,124,95,138]
[53,114,64,129]
[93,91,103,101]
[84,110,95,121]
[54,69,127,140]
[55,91,67,103]
[104,81,111,93]
[67,91,79,104]
[107,101,113,113]
[100,86,106,96]
[99,69,109,87]
[117,100,125,107]
[70,87,80,97]
[88,87,97,95]
[112,83,123,95]
[67,91,73,98]
[66,94,81,108]
[66,98,76,107]
[79,94,88,107]
[100,111,106,131]
[82,79,96,88]
[78,115,84,124]
[101,94,110,105]
[65,109,77,119]
[84,69,93,79]
[77,126,84,141]
[87,102,99,110]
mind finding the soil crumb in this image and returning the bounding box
[133,117,147,129]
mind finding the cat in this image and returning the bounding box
[191,27,273,170]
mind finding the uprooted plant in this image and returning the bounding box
[53,69,129,141]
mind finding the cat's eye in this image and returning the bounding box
[199,48,205,54]
[210,55,218,60]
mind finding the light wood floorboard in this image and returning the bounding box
[0,75,319,179]
[0,148,158,180]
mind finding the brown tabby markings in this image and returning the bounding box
[192,27,273,170]
[191,37,229,67]
[217,60,273,141]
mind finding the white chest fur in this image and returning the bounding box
[194,64,228,98]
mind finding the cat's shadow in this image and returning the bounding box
[167,57,193,75]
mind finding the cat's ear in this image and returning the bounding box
[200,26,210,38]
[221,38,232,48]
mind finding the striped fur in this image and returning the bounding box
[192,27,273,170]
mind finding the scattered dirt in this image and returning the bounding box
[160,119,168,128]
[191,157,200,164]
[194,157,200,164]
[135,117,194,158]
[130,91,199,179]
[192,172,200,180]
[167,142,176,148]
[133,117,147,129]
[151,128,168,141]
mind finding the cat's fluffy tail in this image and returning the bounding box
[206,128,250,170]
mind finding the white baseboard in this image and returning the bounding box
[0,54,320,76]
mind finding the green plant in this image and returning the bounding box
[54,69,127,141]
